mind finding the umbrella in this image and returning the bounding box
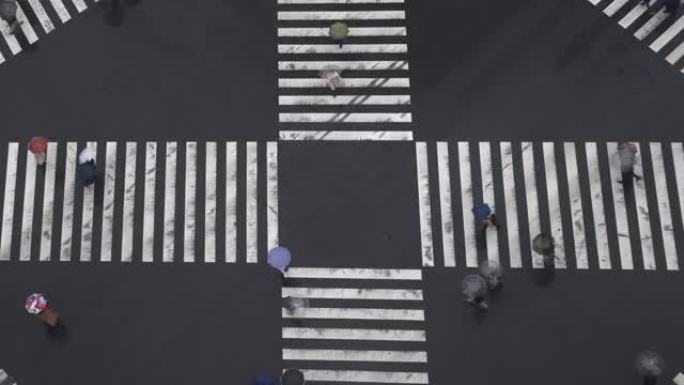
[267,246,291,272]
[532,233,555,256]
[78,147,96,165]
[25,293,47,315]
[251,374,276,385]
[461,274,486,298]
[28,136,48,154]
[472,203,491,221]
[78,161,97,186]
[282,369,305,385]
[635,351,665,377]
[328,21,349,40]
[478,259,502,278]
[0,1,17,20]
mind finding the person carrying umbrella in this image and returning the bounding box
[635,351,665,385]
[472,202,500,231]
[25,293,60,328]
[319,66,343,91]
[533,232,555,269]
[461,274,488,310]
[328,21,349,48]
[78,146,97,187]
[268,246,292,284]
[0,0,20,34]
[283,296,309,314]
[478,259,503,290]
[28,136,48,166]
[282,368,305,385]
[252,374,276,385]
[617,142,641,186]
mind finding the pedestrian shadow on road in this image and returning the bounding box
[46,322,69,343]
[530,265,555,287]
[102,0,142,27]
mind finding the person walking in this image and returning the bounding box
[0,0,20,34]
[533,232,556,269]
[25,293,60,328]
[461,274,488,310]
[329,21,349,48]
[252,374,276,385]
[478,259,503,290]
[636,351,665,385]
[282,368,306,385]
[78,146,97,186]
[28,136,48,166]
[268,246,292,284]
[472,202,500,231]
[319,67,343,91]
[617,142,641,186]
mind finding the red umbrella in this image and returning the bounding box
[28,136,48,154]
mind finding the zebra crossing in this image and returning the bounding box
[590,0,684,73]
[0,141,278,263]
[416,140,684,271]
[0,0,93,67]
[277,0,414,141]
[281,267,429,384]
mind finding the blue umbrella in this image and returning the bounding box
[471,203,491,221]
[267,246,291,272]
[252,374,276,385]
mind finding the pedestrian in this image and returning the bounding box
[461,274,488,310]
[319,67,343,91]
[28,136,48,166]
[635,351,665,385]
[472,202,500,231]
[478,259,503,290]
[329,21,349,48]
[664,0,682,15]
[268,246,292,284]
[0,0,20,34]
[25,293,60,328]
[533,232,555,269]
[617,142,641,185]
[283,296,309,314]
[252,374,276,385]
[282,368,305,385]
[78,146,97,187]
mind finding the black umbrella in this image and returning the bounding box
[0,1,17,21]
[282,369,305,385]
[532,233,555,256]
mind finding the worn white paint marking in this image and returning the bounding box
[283,349,427,363]
[225,142,237,263]
[184,142,197,263]
[673,372,684,385]
[282,327,425,341]
[26,0,55,33]
[48,0,71,23]
[279,112,412,123]
[39,143,57,261]
[278,27,406,37]
[282,287,423,300]
[415,142,434,267]
[70,0,86,13]
[665,40,684,64]
[121,142,137,262]
[279,44,407,54]
[278,60,409,71]
[586,143,611,269]
[59,142,76,261]
[458,142,477,267]
[634,7,668,40]
[279,78,410,88]
[279,95,411,106]
[205,142,217,263]
[563,143,588,269]
[603,0,630,16]
[100,142,116,262]
[606,142,632,269]
[0,143,18,261]
[19,150,37,261]
[284,267,422,280]
[589,0,602,6]
[142,142,156,262]
[277,11,405,20]
[163,142,177,262]
[267,142,279,252]
[650,14,684,51]
[283,307,424,321]
[618,3,648,27]
[246,142,258,263]
[649,143,678,270]
[15,6,38,44]
[500,142,521,268]
[436,142,456,267]
[480,142,499,263]
[298,370,428,384]
[278,0,404,3]
[79,142,97,262]
[632,143,656,270]
[671,143,684,267]
[0,19,22,54]
[543,143,566,269]
[279,131,413,141]
[522,142,543,268]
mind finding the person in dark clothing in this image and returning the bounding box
[617,142,642,186]
[664,0,681,14]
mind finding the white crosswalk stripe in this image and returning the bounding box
[424,141,684,271]
[281,267,429,384]
[0,141,273,264]
[591,0,684,73]
[277,0,414,140]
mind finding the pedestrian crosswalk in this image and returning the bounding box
[0,0,93,67]
[590,0,684,73]
[0,141,277,263]
[277,0,414,141]
[281,267,429,384]
[417,141,684,271]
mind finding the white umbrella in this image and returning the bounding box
[79,146,96,165]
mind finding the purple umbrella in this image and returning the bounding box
[267,246,291,272]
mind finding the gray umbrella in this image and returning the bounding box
[0,1,17,21]
[532,233,555,256]
[478,259,502,278]
[461,274,486,298]
[635,351,665,377]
